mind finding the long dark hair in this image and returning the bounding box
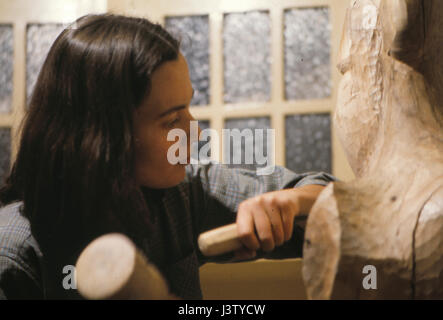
[0,14,179,274]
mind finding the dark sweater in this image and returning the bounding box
[0,162,336,299]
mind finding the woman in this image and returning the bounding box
[0,14,335,299]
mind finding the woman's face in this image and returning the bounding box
[133,53,198,188]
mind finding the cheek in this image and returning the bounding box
[136,130,172,167]
[134,129,187,187]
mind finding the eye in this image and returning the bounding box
[167,117,180,127]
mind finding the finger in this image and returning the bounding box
[281,201,296,242]
[253,207,275,252]
[264,205,285,246]
[231,248,257,262]
[237,205,261,251]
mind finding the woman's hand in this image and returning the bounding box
[232,184,325,261]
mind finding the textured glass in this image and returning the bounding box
[284,8,331,100]
[196,120,211,160]
[165,16,210,106]
[0,128,11,187]
[223,11,271,103]
[285,114,331,173]
[26,24,64,101]
[224,117,271,169]
[0,25,13,113]
[198,120,210,131]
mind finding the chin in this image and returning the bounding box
[169,165,187,186]
[137,165,187,189]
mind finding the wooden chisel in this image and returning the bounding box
[198,216,307,257]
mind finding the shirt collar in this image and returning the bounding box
[141,185,166,202]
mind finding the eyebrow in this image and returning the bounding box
[157,88,195,119]
[158,105,186,118]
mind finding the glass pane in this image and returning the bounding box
[0,128,11,187]
[165,15,210,106]
[197,120,210,131]
[284,7,331,100]
[0,25,13,113]
[196,120,211,161]
[285,114,331,173]
[26,24,64,101]
[223,11,271,104]
[224,117,271,169]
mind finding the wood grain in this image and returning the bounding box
[303,0,443,299]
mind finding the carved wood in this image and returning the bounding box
[303,0,443,299]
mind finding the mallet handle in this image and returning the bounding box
[76,233,178,300]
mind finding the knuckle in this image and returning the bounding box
[269,196,278,207]
[237,204,250,218]
[238,201,248,211]
[255,196,265,206]
[260,195,274,207]
[280,198,291,209]
[237,227,252,239]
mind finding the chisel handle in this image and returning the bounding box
[198,216,307,257]
[198,223,244,257]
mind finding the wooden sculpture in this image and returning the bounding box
[302,0,443,299]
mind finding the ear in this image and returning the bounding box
[381,0,424,70]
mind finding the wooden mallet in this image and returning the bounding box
[75,233,177,300]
